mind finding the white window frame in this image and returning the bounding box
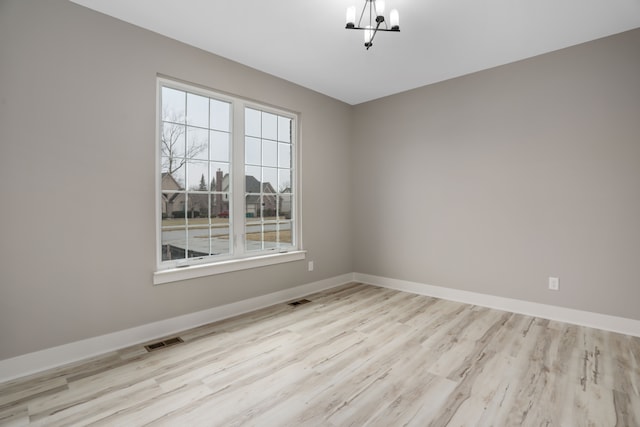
[154,78,304,285]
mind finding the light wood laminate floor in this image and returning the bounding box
[1,283,639,426]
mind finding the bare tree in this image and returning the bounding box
[161,109,207,182]
[278,181,291,193]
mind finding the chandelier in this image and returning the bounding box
[346,0,400,50]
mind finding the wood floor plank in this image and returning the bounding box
[33,379,164,427]
[0,377,68,413]
[326,342,447,426]
[1,282,639,426]
[0,405,29,427]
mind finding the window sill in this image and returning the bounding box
[153,250,307,285]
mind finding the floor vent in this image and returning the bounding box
[288,298,311,307]
[144,337,184,352]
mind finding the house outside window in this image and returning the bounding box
[155,78,303,283]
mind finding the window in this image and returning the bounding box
[155,79,303,284]
[244,107,294,252]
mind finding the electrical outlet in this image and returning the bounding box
[308,261,314,272]
[548,277,559,291]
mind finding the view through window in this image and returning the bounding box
[158,80,297,270]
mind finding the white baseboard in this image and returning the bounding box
[354,273,640,338]
[0,273,354,383]
[4,271,638,384]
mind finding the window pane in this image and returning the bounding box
[245,194,259,219]
[210,130,229,162]
[262,112,277,140]
[211,162,229,191]
[264,240,277,250]
[245,166,261,193]
[187,225,210,258]
[165,192,186,219]
[279,194,292,219]
[245,108,261,137]
[213,193,230,219]
[161,191,177,223]
[245,232,263,252]
[262,167,277,191]
[161,158,185,189]
[161,193,185,223]
[262,140,277,167]
[245,196,263,251]
[212,192,229,219]
[278,143,291,168]
[210,223,230,255]
[162,87,185,122]
[202,195,212,219]
[262,191,278,217]
[278,222,293,245]
[162,122,186,160]
[187,93,209,128]
[188,193,209,218]
[210,99,230,132]
[187,127,209,161]
[278,116,291,143]
[245,137,261,165]
[162,227,186,261]
[278,169,291,193]
[186,160,209,190]
[184,194,205,223]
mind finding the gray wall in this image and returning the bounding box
[0,0,353,360]
[352,28,640,320]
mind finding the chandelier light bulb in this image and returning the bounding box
[375,0,385,17]
[346,6,356,27]
[390,9,399,29]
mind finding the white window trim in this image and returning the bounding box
[153,250,306,285]
[154,77,304,284]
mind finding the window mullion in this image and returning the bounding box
[231,102,246,255]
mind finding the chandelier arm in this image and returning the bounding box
[357,0,368,27]
[346,26,399,32]
[368,20,382,48]
[380,16,389,30]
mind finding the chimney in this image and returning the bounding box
[216,169,223,191]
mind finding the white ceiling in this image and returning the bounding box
[71,0,640,105]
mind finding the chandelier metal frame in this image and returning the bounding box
[346,0,400,50]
